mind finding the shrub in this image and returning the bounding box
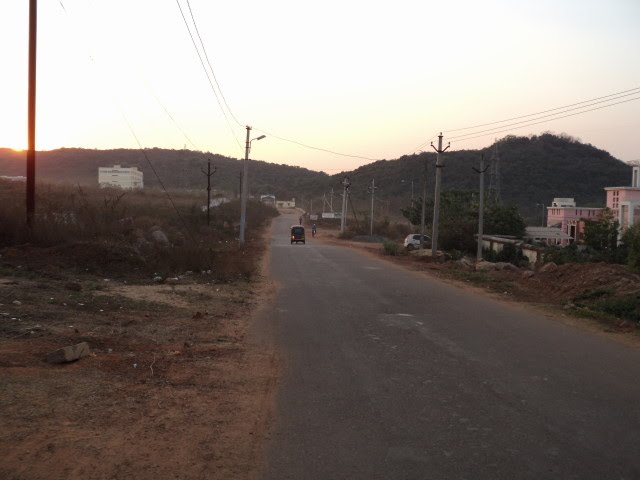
[623,224,640,272]
[383,240,399,255]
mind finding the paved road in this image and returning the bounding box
[260,212,640,480]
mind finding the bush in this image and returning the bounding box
[623,224,640,272]
[383,240,399,255]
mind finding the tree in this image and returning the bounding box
[583,208,619,252]
[484,203,526,237]
[401,190,526,252]
[622,224,640,272]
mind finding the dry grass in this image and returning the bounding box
[0,180,278,281]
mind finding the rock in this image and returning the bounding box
[150,229,169,245]
[12,300,22,305]
[192,311,204,319]
[64,282,82,292]
[539,262,558,273]
[166,277,180,285]
[46,342,90,364]
[496,262,520,272]
[152,276,163,283]
[475,261,497,272]
[457,257,475,269]
[522,271,535,278]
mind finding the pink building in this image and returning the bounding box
[604,166,640,237]
[546,198,603,244]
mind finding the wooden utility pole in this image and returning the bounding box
[430,133,450,256]
[201,159,216,226]
[26,0,37,226]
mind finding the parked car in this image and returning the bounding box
[403,234,431,250]
[291,225,305,244]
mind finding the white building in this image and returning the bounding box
[276,198,296,208]
[98,165,143,189]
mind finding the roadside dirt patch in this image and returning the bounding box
[0,243,279,479]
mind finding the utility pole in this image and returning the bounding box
[420,160,428,249]
[473,154,489,262]
[430,132,450,256]
[310,199,313,215]
[330,187,334,212]
[238,128,265,246]
[340,177,350,233]
[367,178,376,236]
[201,159,217,226]
[238,172,242,199]
[239,126,251,245]
[26,0,37,227]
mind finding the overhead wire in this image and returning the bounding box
[252,128,383,162]
[449,95,640,144]
[184,0,243,128]
[448,90,640,141]
[55,0,198,242]
[174,0,243,152]
[444,86,640,134]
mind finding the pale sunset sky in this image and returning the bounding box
[1,0,639,172]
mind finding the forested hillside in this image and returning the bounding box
[0,134,632,223]
[0,147,331,200]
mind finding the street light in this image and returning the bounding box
[239,126,266,246]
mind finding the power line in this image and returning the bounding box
[448,90,640,141]
[184,0,243,128]
[444,86,640,133]
[253,128,383,161]
[55,0,200,153]
[450,96,640,144]
[120,112,198,243]
[175,0,243,152]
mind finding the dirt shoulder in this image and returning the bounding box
[317,232,640,346]
[0,238,279,479]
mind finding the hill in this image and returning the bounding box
[333,133,631,222]
[0,147,331,200]
[0,134,632,223]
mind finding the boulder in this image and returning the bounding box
[457,257,475,269]
[150,229,169,245]
[496,262,520,272]
[475,261,497,272]
[46,342,90,364]
[522,270,535,278]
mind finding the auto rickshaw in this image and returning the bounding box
[290,225,305,244]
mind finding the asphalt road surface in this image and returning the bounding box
[260,212,640,480]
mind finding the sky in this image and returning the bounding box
[1,0,639,173]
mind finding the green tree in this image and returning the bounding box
[401,191,526,252]
[583,208,619,252]
[622,224,640,272]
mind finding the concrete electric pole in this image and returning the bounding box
[473,154,489,262]
[239,126,265,246]
[340,177,350,233]
[201,159,217,226]
[420,160,428,249]
[367,178,377,236]
[430,133,450,256]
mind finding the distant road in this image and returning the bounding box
[259,212,640,480]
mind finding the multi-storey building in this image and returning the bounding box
[98,165,144,189]
[604,166,640,236]
[546,198,603,244]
